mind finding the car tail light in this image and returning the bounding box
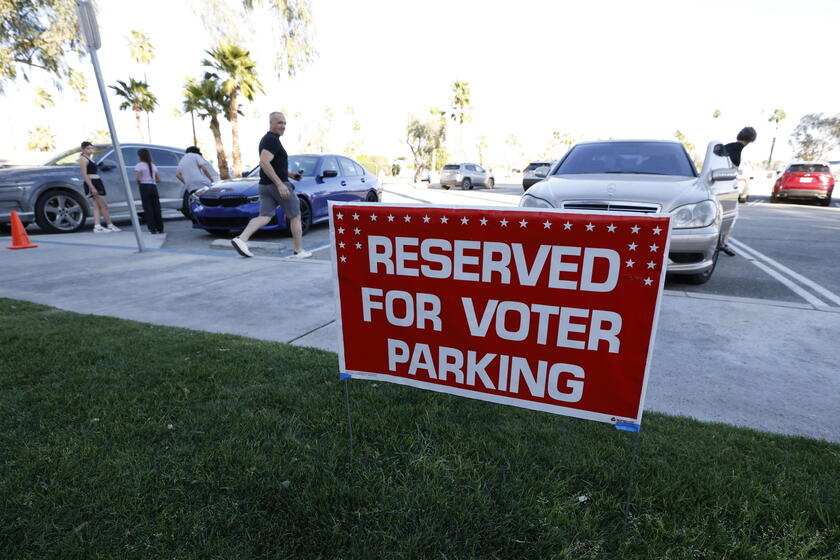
[819,174,831,184]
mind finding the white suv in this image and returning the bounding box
[440,163,495,190]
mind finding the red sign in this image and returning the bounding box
[330,203,671,425]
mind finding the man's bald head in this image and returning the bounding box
[269,112,287,135]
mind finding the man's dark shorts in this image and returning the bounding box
[259,181,301,219]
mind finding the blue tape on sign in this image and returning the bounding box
[339,373,352,380]
[615,422,640,432]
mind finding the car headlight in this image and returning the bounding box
[247,195,260,203]
[671,200,716,228]
[519,194,555,209]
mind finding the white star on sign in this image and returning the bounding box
[480,217,488,226]
[370,214,378,221]
[355,242,362,249]
[625,259,635,267]
[585,222,594,231]
[563,221,573,230]
[500,218,509,227]
[628,242,637,251]
[649,243,659,252]
[644,278,653,286]
[631,225,640,234]
[652,226,662,235]
[461,217,469,224]
[647,261,656,269]
[404,215,411,222]
[336,212,343,220]
[354,228,361,235]
[543,220,552,229]
[340,255,347,262]
[338,227,345,234]
[441,216,449,223]
[423,215,431,223]
[387,214,395,222]
[519,219,528,228]
[352,213,360,220]
[339,242,345,248]
[607,224,616,232]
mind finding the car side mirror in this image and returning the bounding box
[321,169,338,178]
[710,168,738,182]
[534,166,549,178]
[99,159,117,171]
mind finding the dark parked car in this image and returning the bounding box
[0,143,187,233]
[190,153,381,235]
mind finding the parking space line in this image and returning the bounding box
[729,238,840,309]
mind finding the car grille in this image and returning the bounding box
[199,194,248,207]
[669,252,704,264]
[561,200,661,213]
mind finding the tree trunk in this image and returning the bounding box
[210,116,230,180]
[134,108,144,142]
[229,88,241,178]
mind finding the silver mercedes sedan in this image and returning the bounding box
[519,140,739,284]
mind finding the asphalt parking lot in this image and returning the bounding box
[4,179,839,443]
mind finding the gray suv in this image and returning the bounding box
[0,143,187,233]
[440,163,495,190]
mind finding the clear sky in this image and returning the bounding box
[2,0,839,169]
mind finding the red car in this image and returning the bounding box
[771,162,834,206]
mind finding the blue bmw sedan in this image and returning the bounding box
[190,153,381,235]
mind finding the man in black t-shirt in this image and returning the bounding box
[725,127,757,168]
[231,112,312,258]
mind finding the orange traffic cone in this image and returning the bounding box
[6,211,38,250]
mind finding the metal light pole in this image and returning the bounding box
[77,0,145,252]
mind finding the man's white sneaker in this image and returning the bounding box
[93,225,107,233]
[106,224,121,232]
[289,249,313,259]
[231,237,253,257]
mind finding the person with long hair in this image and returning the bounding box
[78,141,119,232]
[135,148,164,234]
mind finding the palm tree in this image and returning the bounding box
[109,78,158,141]
[767,108,787,170]
[202,43,263,178]
[450,80,471,159]
[126,30,156,141]
[183,76,237,180]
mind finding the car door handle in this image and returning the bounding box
[341,180,346,186]
[361,178,366,183]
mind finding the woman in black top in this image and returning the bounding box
[79,141,119,232]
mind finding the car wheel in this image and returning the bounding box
[487,178,495,189]
[181,191,193,220]
[35,189,88,233]
[684,241,720,285]
[770,193,779,203]
[462,178,472,190]
[0,222,11,234]
[366,190,378,202]
[441,184,450,190]
[298,196,312,235]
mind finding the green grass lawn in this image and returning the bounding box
[0,298,837,559]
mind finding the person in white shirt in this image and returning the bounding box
[134,148,163,234]
[176,146,215,221]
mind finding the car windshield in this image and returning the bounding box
[787,164,829,173]
[44,146,109,166]
[443,164,460,170]
[554,142,697,177]
[289,156,319,176]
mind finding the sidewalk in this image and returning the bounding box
[2,230,838,443]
